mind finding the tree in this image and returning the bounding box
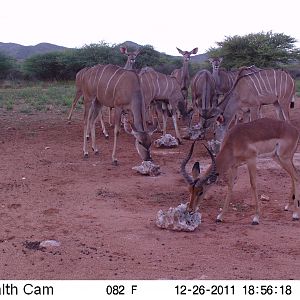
[207,31,300,69]
[0,52,15,79]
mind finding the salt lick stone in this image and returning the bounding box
[156,203,201,232]
[132,160,161,176]
[154,134,179,148]
[183,124,205,140]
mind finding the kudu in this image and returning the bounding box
[181,118,300,225]
[139,67,188,143]
[212,66,296,143]
[171,47,198,102]
[67,46,141,137]
[190,69,217,129]
[208,57,237,96]
[105,46,141,131]
[83,64,156,165]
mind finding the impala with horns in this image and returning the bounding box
[211,66,295,143]
[208,57,238,97]
[171,47,198,102]
[181,118,300,225]
[190,69,217,130]
[83,64,156,165]
[139,67,190,143]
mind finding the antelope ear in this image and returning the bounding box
[176,47,184,55]
[216,114,225,125]
[219,57,223,62]
[147,120,158,136]
[192,48,198,54]
[208,58,214,63]
[135,48,141,55]
[120,46,127,54]
[123,118,134,135]
[192,162,200,180]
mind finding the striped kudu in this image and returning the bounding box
[120,46,141,70]
[67,67,110,138]
[83,64,156,165]
[190,69,217,130]
[208,57,237,96]
[139,67,188,143]
[181,118,300,225]
[212,66,296,143]
[105,46,142,130]
[171,47,198,102]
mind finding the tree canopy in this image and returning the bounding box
[207,31,300,69]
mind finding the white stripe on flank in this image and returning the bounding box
[259,71,270,94]
[97,65,110,97]
[112,71,126,100]
[162,74,169,97]
[279,71,283,99]
[273,69,277,96]
[253,72,264,94]
[248,75,263,96]
[156,72,160,96]
[104,67,122,98]
[265,70,273,93]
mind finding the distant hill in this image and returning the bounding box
[0,42,70,60]
[0,41,208,63]
[121,40,208,63]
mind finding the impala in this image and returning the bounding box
[181,118,300,225]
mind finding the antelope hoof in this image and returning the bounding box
[83,153,89,159]
[292,212,299,221]
[284,205,289,211]
[252,215,260,225]
[104,135,109,140]
[112,160,118,166]
[86,136,90,141]
[177,138,183,145]
[94,150,99,156]
[216,218,222,223]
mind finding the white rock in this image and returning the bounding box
[39,240,61,247]
[156,203,201,231]
[132,161,161,176]
[154,134,178,148]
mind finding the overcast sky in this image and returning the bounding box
[1,0,299,55]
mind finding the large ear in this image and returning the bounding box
[147,120,158,136]
[120,46,127,54]
[192,162,200,180]
[134,48,141,55]
[191,48,198,54]
[216,114,225,125]
[208,58,214,63]
[205,107,222,119]
[219,57,223,63]
[176,47,184,55]
[123,117,135,135]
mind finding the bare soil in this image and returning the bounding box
[0,100,300,280]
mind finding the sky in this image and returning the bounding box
[1,0,299,56]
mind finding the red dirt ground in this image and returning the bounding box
[0,99,299,280]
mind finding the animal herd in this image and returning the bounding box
[67,46,299,225]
